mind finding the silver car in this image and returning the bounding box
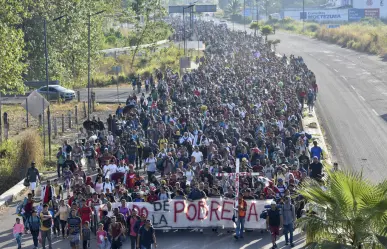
[37,85,75,101]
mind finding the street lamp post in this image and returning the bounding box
[43,15,66,160]
[302,0,305,32]
[87,10,105,120]
[256,0,259,21]
[243,0,246,32]
[183,4,195,56]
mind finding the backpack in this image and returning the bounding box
[28,216,40,231]
[103,182,113,190]
[260,209,268,219]
[158,192,170,199]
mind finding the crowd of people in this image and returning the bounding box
[17,18,324,249]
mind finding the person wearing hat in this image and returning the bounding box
[266,200,283,249]
[25,161,40,197]
[282,196,296,247]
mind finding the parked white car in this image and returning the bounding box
[37,85,75,101]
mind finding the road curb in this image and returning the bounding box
[302,107,332,165]
[0,179,26,209]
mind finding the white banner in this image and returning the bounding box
[284,9,349,22]
[96,199,272,229]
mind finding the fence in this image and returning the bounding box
[5,101,92,139]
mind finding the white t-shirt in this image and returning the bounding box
[95,182,104,194]
[108,164,117,174]
[103,165,110,177]
[264,166,274,179]
[103,182,114,193]
[191,151,203,163]
[107,135,114,145]
[117,166,127,173]
[185,170,195,182]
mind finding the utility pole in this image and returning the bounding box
[43,20,47,159]
[303,0,305,32]
[243,0,246,32]
[87,10,105,120]
[256,0,259,21]
[44,15,66,160]
[87,14,91,121]
[183,8,186,56]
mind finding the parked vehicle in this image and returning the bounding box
[37,85,75,101]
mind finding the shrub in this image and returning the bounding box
[306,23,319,32]
[0,130,43,194]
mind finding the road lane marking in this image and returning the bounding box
[341,76,348,81]
[350,85,356,90]
[333,69,339,73]
[359,95,365,101]
[326,63,330,67]
[372,109,379,116]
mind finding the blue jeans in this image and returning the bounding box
[14,233,21,248]
[235,217,245,238]
[283,223,294,243]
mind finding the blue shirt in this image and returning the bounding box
[310,146,323,160]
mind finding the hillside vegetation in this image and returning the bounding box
[268,17,387,55]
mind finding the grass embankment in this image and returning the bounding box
[269,17,387,55]
[0,130,43,194]
[91,45,185,88]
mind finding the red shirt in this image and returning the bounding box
[126,172,137,189]
[79,206,93,224]
[147,194,159,203]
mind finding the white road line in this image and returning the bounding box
[359,95,365,101]
[333,69,339,73]
[372,109,379,116]
[341,76,348,81]
[350,85,356,90]
[326,63,330,67]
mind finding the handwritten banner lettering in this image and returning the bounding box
[96,199,271,229]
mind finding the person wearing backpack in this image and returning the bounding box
[28,210,41,249]
[282,196,296,247]
[40,204,53,249]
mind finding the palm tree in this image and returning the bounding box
[226,0,241,31]
[297,170,387,249]
[250,22,260,36]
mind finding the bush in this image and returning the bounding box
[306,23,319,32]
[0,130,43,194]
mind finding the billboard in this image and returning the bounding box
[195,5,217,13]
[348,8,365,21]
[284,9,349,21]
[169,6,188,14]
[364,8,380,17]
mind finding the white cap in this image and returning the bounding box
[271,201,277,205]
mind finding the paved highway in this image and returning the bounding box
[214,19,387,182]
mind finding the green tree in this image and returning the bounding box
[226,0,241,30]
[260,25,273,42]
[298,170,387,249]
[0,0,29,94]
[128,0,169,68]
[21,0,120,86]
[249,21,260,36]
